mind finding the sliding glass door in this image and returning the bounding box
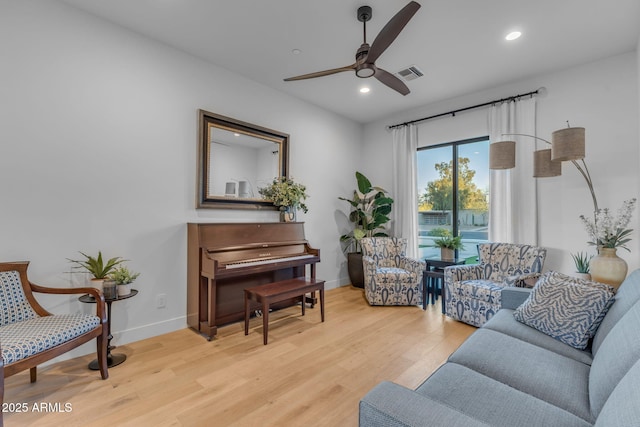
[417,136,490,261]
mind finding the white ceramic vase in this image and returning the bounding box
[572,272,592,281]
[90,278,104,292]
[117,283,132,296]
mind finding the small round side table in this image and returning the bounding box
[79,289,138,370]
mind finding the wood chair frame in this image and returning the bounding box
[0,261,108,425]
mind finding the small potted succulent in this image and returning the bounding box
[110,265,140,296]
[570,251,592,280]
[68,251,126,292]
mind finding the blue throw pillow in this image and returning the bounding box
[513,271,615,349]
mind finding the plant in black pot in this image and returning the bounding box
[339,171,393,288]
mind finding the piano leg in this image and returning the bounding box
[244,290,250,337]
[262,299,269,345]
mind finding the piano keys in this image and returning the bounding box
[187,222,321,340]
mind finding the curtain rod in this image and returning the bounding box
[387,89,540,130]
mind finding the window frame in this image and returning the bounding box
[417,135,489,259]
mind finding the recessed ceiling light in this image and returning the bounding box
[359,87,370,93]
[233,133,240,137]
[291,49,302,55]
[505,31,522,41]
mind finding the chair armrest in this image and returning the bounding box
[360,381,490,427]
[399,257,426,280]
[502,272,541,288]
[362,255,377,281]
[444,264,484,286]
[30,284,107,324]
[501,287,532,310]
[362,255,375,267]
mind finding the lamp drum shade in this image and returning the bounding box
[489,140,516,169]
[552,127,585,161]
[533,149,562,177]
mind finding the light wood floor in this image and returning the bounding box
[5,286,475,427]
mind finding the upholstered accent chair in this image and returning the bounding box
[361,237,425,306]
[0,262,108,392]
[443,243,547,327]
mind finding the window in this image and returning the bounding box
[417,136,490,261]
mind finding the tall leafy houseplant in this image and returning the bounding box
[339,172,393,287]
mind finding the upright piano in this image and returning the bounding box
[187,222,321,340]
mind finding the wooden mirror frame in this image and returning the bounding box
[197,110,289,209]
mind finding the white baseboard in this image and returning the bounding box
[41,316,187,367]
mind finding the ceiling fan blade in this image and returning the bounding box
[366,1,421,64]
[284,64,356,81]
[374,68,410,95]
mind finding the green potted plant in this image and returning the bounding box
[339,171,393,287]
[570,251,592,280]
[110,265,140,296]
[258,176,309,222]
[433,233,464,261]
[68,251,126,292]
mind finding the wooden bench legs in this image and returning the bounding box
[244,278,325,345]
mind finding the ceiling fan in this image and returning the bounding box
[284,1,421,96]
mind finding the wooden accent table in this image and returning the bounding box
[244,278,325,345]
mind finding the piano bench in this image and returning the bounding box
[244,278,325,345]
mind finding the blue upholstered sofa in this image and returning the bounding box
[359,269,640,426]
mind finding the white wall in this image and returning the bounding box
[364,51,639,275]
[0,0,361,359]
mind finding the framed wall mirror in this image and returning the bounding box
[197,110,289,209]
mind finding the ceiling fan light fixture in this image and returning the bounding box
[356,64,376,78]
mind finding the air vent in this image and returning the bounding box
[396,65,424,82]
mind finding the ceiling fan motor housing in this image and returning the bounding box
[355,43,375,78]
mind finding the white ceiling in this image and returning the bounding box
[59,0,640,124]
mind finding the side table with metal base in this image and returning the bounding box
[79,289,138,369]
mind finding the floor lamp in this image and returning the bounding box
[489,126,599,215]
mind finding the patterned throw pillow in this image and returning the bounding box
[513,271,615,349]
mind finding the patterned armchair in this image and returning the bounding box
[444,243,547,327]
[0,262,108,395]
[361,237,425,306]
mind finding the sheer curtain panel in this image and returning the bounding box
[488,97,538,244]
[392,124,419,257]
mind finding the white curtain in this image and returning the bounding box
[392,124,419,257]
[488,97,538,244]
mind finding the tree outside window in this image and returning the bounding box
[417,137,489,260]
